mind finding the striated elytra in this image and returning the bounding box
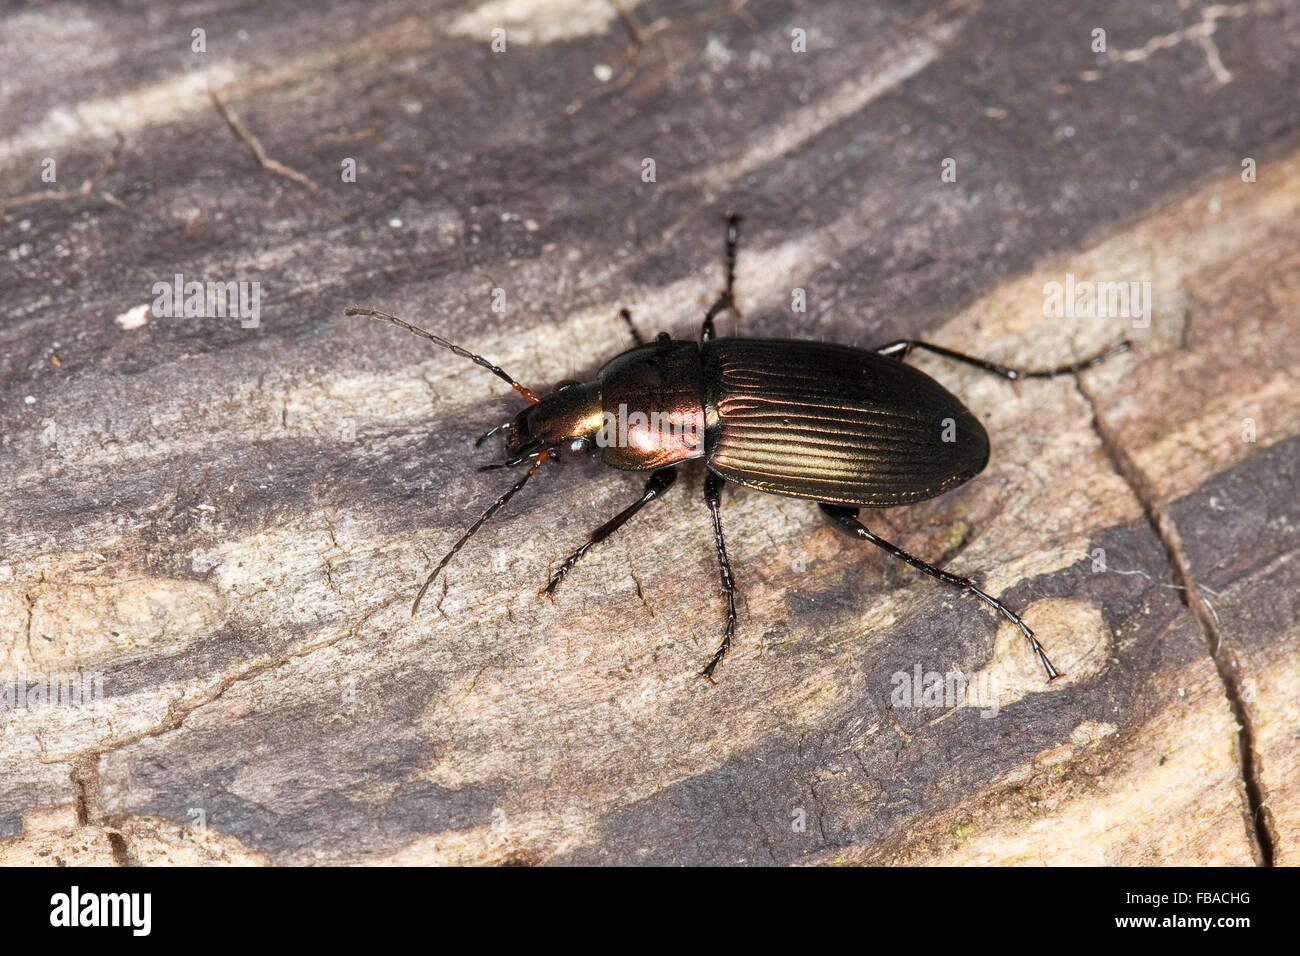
[347,215,1128,682]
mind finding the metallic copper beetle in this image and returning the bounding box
[348,216,1127,681]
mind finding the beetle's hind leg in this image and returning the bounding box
[700,213,742,344]
[541,467,677,599]
[818,504,1061,681]
[876,338,1129,381]
[700,472,738,681]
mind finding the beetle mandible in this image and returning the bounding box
[347,215,1128,682]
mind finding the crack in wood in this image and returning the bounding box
[71,756,139,866]
[38,594,405,767]
[1077,377,1277,866]
[1107,2,1256,85]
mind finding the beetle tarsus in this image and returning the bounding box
[478,444,546,471]
[699,656,723,683]
[988,600,1062,681]
[817,504,1063,681]
[541,468,678,599]
[876,337,1132,382]
[410,451,550,614]
[723,211,740,299]
[1029,636,1062,681]
[618,307,645,346]
[701,472,737,680]
[701,213,743,343]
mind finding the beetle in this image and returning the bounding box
[347,215,1128,681]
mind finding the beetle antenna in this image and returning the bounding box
[346,307,540,404]
[411,450,551,614]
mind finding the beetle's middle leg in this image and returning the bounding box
[700,213,742,343]
[700,472,738,681]
[541,467,677,598]
[818,504,1061,681]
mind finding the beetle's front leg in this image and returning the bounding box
[700,471,738,681]
[473,419,514,448]
[700,213,742,344]
[541,467,677,599]
[818,504,1062,681]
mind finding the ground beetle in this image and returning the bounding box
[347,216,1128,681]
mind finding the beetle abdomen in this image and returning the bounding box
[702,338,989,507]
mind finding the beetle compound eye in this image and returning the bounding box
[554,379,581,391]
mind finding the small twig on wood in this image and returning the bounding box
[210,89,319,192]
[0,132,126,215]
[564,0,755,115]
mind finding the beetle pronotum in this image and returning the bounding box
[347,216,1127,681]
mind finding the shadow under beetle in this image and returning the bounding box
[347,215,1128,682]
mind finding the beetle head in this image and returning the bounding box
[507,380,603,457]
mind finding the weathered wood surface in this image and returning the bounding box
[1,0,1297,866]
